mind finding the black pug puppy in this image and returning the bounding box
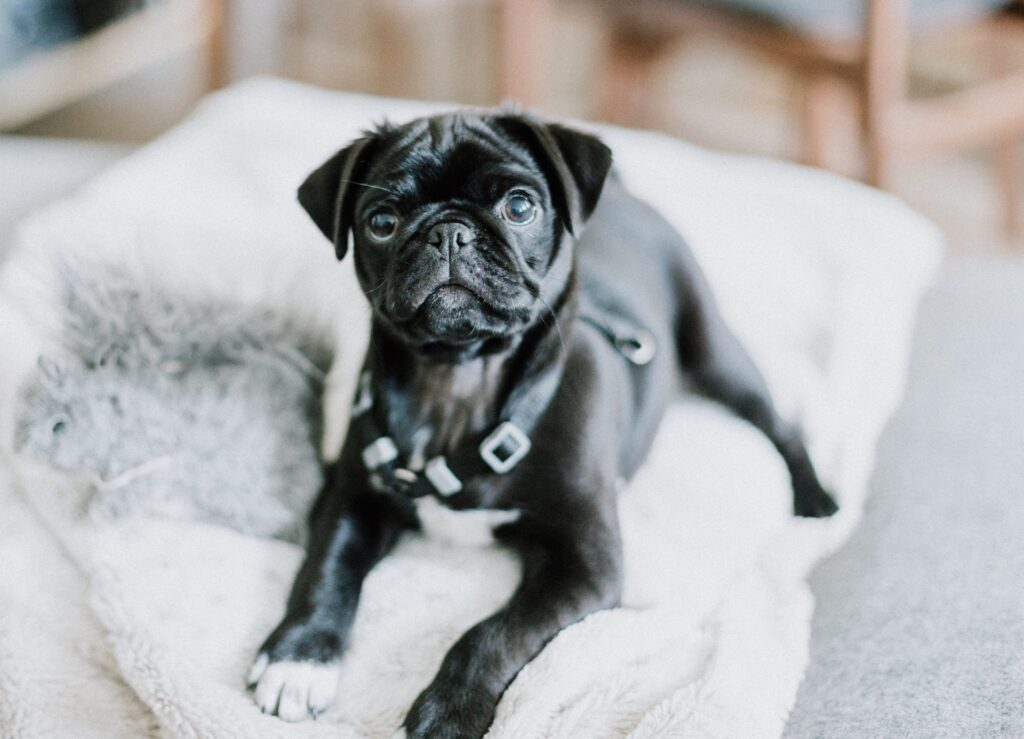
[247,111,838,737]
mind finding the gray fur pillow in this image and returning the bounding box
[13,261,329,543]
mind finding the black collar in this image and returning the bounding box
[351,302,655,505]
[351,344,564,503]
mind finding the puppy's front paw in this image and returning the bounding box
[403,683,496,739]
[793,477,839,518]
[247,653,341,722]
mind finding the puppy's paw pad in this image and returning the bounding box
[250,659,341,721]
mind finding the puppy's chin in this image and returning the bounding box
[383,286,522,351]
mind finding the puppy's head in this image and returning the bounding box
[297,112,612,353]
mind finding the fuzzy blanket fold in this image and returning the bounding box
[0,78,941,738]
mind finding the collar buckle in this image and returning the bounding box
[362,435,398,470]
[479,421,531,474]
[424,456,463,497]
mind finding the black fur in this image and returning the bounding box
[252,111,838,737]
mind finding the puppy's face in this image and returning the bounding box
[298,113,612,352]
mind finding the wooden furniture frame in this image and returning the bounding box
[365,0,553,103]
[500,0,1024,235]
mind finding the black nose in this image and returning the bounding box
[427,222,473,256]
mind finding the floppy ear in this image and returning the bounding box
[297,135,376,260]
[496,116,613,235]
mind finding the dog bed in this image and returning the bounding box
[0,78,941,738]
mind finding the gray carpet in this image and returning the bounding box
[785,258,1024,738]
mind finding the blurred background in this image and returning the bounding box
[2,0,1024,257]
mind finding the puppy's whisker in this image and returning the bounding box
[536,295,566,358]
[364,279,388,297]
[343,180,398,196]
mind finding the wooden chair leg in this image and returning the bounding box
[992,32,1021,239]
[863,118,895,188]
[800,71,830,168]
[596,21,673,127]
[205,0,229,90]
[799,69,851,170]
[861,0,911,189]
[995,139,1020,237]
[370,0,431,99]
[370,1,404,98]
[861,74,896,188]
[497,0,552,107]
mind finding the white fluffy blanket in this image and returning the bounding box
[0,79,941,738]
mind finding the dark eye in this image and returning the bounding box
[367,208,399,241]
[51,415,69,434]
[501,193,537,225]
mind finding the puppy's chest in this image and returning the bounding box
[394,387,490,470]
[403,416,521,546]
[388,363,519,546]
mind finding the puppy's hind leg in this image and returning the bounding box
[673,263,838,518]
